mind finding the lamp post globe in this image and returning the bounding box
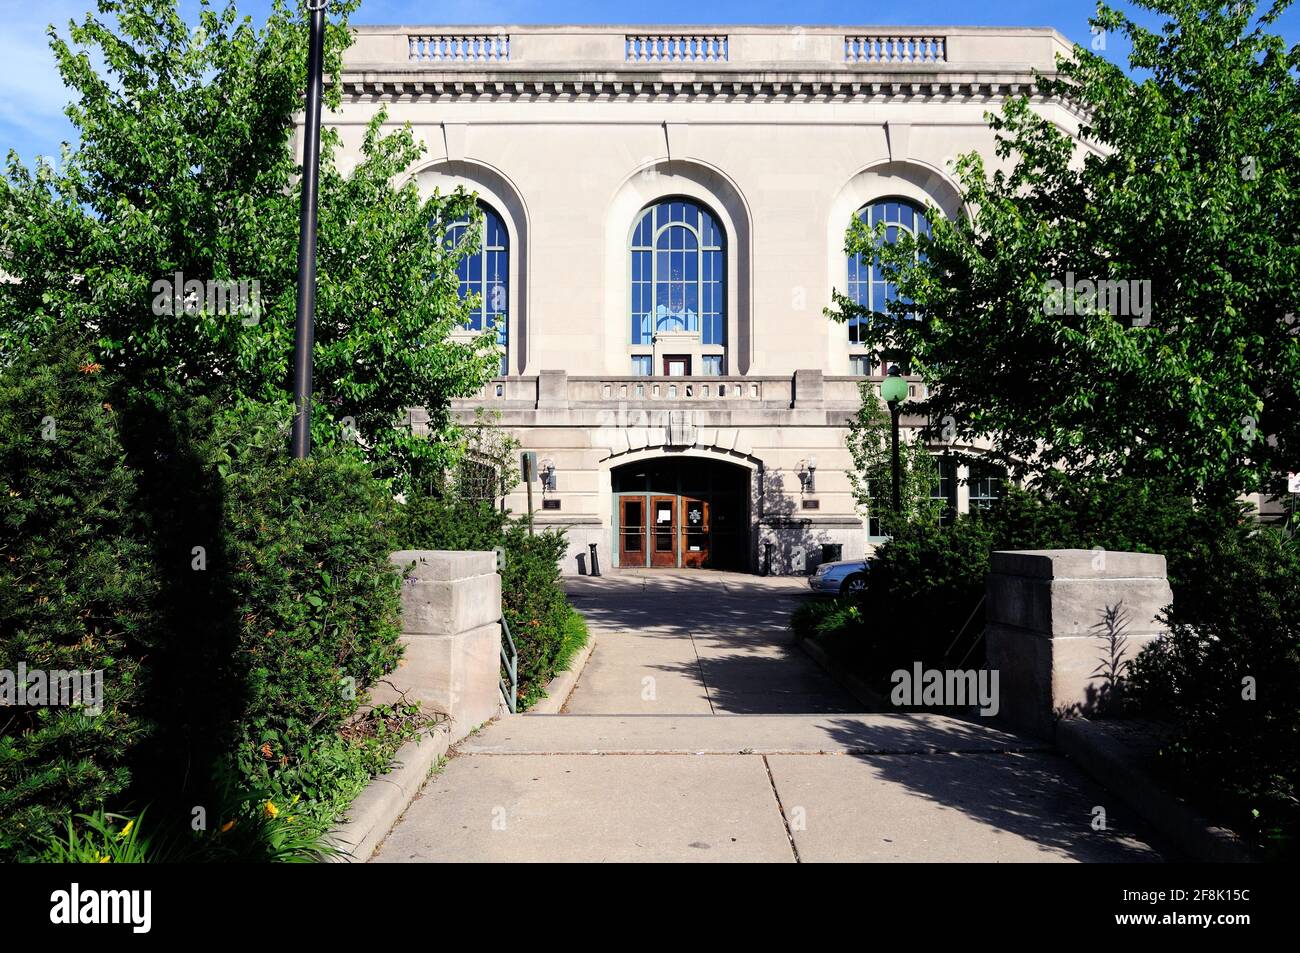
[881,365,909,404]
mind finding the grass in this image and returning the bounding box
[552,606,591,675]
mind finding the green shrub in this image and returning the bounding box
[0,340,158,860]
[984,475,1248,621]
[396,492,572,708]
[501,525,571,706]
[217,432,407,792]
[96,396,414,832]
[797,475,1250,698]
[861,514,995,670]
[792,516,994,696]
[1128,527,1300,855]
[4,370,420,860]
[399,492,510,551]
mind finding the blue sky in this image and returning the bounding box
[2,0,1298,167]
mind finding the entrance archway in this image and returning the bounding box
[612,456,749,569]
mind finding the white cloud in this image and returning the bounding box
[0,2,86,156]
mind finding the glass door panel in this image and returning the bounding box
[650,495,677,567]
[619,496,646,566]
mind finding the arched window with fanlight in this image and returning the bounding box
[629,198,725,376]
[446,202,509,376]
[846,198,931,376]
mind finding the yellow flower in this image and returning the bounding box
[117,819,134,840]
[96,854,111,863]
[263,800,279,819]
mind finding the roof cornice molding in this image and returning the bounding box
[336,70,1074,110]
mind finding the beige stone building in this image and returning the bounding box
[329,24,1082,573]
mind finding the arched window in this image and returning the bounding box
[447,202,509,376]
[630,198,725,375]
[847,198,930,375]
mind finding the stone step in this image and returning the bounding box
[457,713,1045,756]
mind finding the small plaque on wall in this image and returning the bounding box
[801,499,820,510]
[542,499,561,510]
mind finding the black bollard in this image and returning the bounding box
[589,542,602,577]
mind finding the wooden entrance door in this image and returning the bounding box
[619,497,646,567]
[681,496,709,568]
[650,495,678,567]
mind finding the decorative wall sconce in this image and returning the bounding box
[798,456,817,494]
[540,458,557,491]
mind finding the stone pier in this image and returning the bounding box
[985,549,1173,738]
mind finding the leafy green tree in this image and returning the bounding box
[0,0,498,487]
[844,383,941,534]
[830,0,1300,502]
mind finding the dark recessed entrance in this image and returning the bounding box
[613,457,749,570]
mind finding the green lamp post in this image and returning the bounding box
[881,365,909,512]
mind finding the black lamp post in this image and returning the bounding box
[881,365,909,513]
[290,1,328,459]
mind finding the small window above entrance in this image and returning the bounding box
[663,355,691,376]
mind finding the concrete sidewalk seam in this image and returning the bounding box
[762,753,802,863]
[688,629,716,714]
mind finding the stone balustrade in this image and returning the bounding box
[345,25,1072,75]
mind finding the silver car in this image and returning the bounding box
[808,559,870,595]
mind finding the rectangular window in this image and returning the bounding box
[969,465,1005,511]
[931,456,957,526]
[701,355,723,376]
[866,477,886,540]
[850,355,872,376]
[663,355,690,376]
[631,355,652,376]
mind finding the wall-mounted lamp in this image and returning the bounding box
[798,456,817,494]
[540,459,557,492]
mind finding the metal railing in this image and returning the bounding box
[944,594,987,668]
[499,614,518,714]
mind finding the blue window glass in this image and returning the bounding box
[445,202,509,375]
[631,355,653,376]
[630,198,725,348]
[701,355,723,376]
[847,198,930,346]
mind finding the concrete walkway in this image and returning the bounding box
[372,570,1165,863]
[564,570,858,714]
